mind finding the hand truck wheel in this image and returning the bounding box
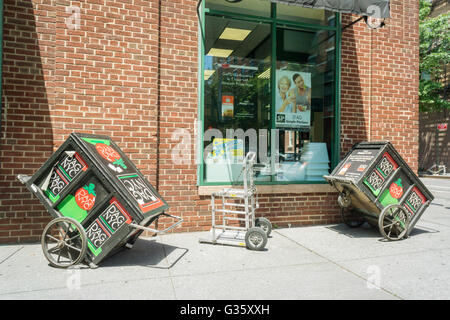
[378,204,410,241]
[341,206,365,228]
[255,217,272,236]
[41,217,87,268]
[245,227,267,251]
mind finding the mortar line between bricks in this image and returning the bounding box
[0,246,24,265]
[274,230,404,300]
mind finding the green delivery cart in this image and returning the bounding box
[324,141,434,241]
[18,132,182,268]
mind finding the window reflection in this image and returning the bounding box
[202,6,337,184]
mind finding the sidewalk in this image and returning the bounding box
[1,179,450,300]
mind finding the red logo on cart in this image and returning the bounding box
[437,123,447,131]
[75,183,97,211]
[96,143,127,173]
[389,179,404,199]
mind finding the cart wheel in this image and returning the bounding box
[41,217,87,268]
[378,204,410,241]
[338,192,352,208]
[341,207,365,228]
[255,217,272,236]
[245,227,268,251]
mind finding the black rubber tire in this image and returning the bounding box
[41,217,87,268]
[245,227,268,251]
[378,204,410,241]
[255,217,272,236]
[341,207,365,228]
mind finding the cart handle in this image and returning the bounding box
[129,213,183,234]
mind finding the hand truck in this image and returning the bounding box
[199,152,272,250]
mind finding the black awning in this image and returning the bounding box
[270,0,390,18]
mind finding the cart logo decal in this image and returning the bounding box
[95,143,127,173]
[116,174,165,213]
[60,153,88,179]
[46,152,88,201]
[85,198,133,256]
[376,153,398,178]
[100,198,132,232]
[75,184,97,211]
[364,169,385,195]
[404,187,426,216]
[86,220,111,255]
[389,179,404,199]
[363,152,399,197]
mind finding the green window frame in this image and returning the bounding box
[198,1,341,186]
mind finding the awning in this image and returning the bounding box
[270,0,390,18]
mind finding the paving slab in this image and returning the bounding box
[158,230,327,277]
[340,248,450,300]
[1,274,175,300]
[170,262,396,300]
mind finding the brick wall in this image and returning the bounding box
[0,0,419,243]
[340,0,420,174]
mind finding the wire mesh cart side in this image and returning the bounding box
[199,152,272,250]
[324,141,434,241]
[18,132,182,268]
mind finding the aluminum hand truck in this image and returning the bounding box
[199,152,272,250]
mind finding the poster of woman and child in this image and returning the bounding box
[275,69,311,130]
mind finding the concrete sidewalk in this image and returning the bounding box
[1,178,450,300]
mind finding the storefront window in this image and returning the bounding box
[201,1,339,184]
[274,27,335,182]
[203,15,271,183]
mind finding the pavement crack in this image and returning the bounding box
[0,246,24,265]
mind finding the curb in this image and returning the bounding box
[419,174,450,180]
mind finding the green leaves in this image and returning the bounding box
[113,157,127,169]
[419,0,450,112]
[84,183,97,197]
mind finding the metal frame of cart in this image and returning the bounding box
[18,132,182,268]
[199,152,272,250]
[324,141,434,241]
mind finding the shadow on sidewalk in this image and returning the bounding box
[99,238,188,269]
[326,223,439,239]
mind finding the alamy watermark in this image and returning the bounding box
[170,121,284,166]
[366,265,381,290]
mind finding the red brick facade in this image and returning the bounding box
[0,0,420,243]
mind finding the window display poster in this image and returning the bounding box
[221,95,234,118]
[275,70,311,129]
[208,138,244,163]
